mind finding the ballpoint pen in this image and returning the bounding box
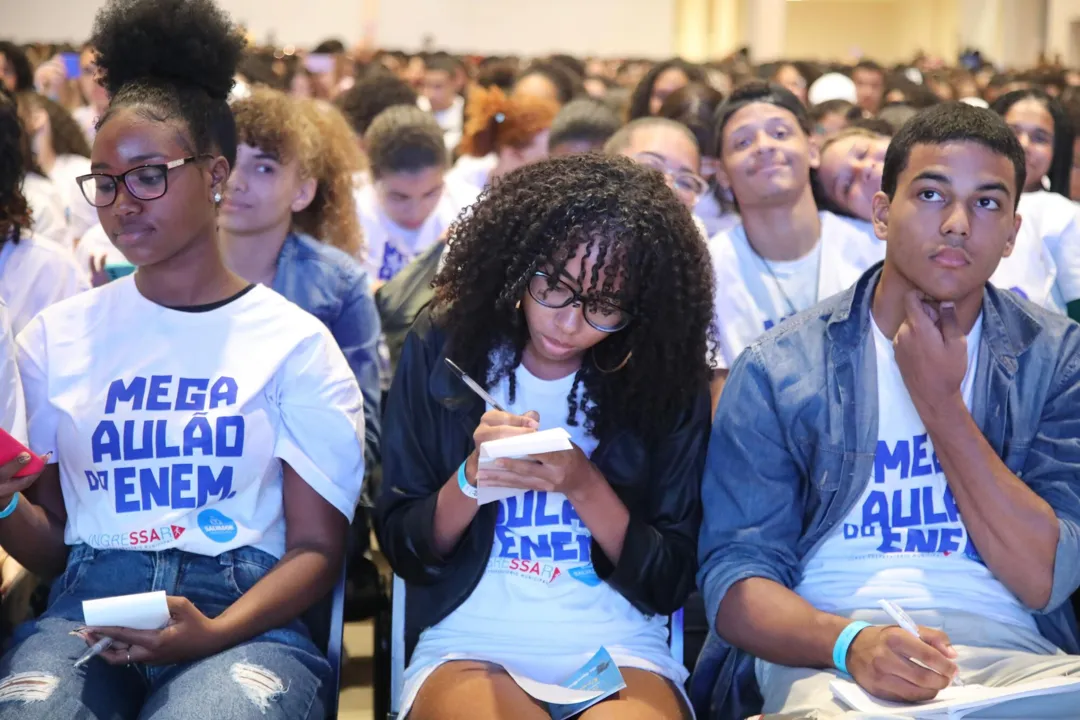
[879,599,964,686]
[445,358,506,412]
[73,636,113,668]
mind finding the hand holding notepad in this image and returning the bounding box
[476,427,573,504]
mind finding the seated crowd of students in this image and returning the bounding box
[2,1,1080,717]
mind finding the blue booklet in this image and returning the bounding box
[547,647,626,719]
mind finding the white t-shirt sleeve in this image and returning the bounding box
[14,316,58,457]
[0,304,26,444]
[1043,201,1080,303]
[273,330,365,522]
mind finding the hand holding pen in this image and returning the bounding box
[843,602,961,703]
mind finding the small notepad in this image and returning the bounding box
[476,427,573,505]
[831,675,1080,718]
[83,590,170,630]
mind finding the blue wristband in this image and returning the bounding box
[0,493,19,519]
[457,461,477,499]
[833,621,872,675]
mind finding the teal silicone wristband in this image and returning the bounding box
[457,461,477,499]
[833,621,872,675]
[0,492,19,519]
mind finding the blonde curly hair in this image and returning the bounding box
[232,88,364,255]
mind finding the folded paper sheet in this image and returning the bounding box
[831,675,1080,718]
[476,427,573,505]
[83,590,171,630]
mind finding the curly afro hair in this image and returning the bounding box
[90,0,246,167]
[433,153,716,440]
[0,88,31,240]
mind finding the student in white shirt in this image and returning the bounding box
[17,92,98,248]
[0,2,364,717]
[697,98,1080,720]
[0,91,88,333]
[447,85,558,191]
[708,82,881,409]
[992,89,1080,322]
[376,153,714,720]
[19,172,67,248]
[357,105,480,288]
[418,54,466,152]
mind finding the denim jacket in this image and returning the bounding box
[691,264,1080,720]
[272,232,382,466]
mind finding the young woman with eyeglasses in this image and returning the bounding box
[0,1,364,717]
[375,153,714,720]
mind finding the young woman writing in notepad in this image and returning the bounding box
[375,153,715,720]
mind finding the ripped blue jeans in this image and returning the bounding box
[0,544,331,719]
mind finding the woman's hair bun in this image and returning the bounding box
[91,0,245,101]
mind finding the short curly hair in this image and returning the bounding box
[91,0,246,168]
[233,87,364,255]
[433,153,716,440]
[364,105,447,178]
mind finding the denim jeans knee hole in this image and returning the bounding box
[0,673,59,704]
[230,663,287,713]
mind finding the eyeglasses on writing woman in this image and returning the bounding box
[527,271,633,333]
[76,155,214,208]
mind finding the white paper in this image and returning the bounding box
[505,669,606,705]
[83,590,170,630]
[830,675,1080,718]
[476,428,573,505]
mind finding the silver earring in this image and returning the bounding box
[213,191,222,203]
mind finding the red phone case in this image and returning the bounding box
[0,428,45,478]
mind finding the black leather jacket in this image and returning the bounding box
[374,310,711,660]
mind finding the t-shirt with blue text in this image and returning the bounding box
[407,361,680,686]
[795,311,1036,630]
[16,277,366,558]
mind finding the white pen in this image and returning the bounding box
[445,358,507,412]
[73,636,113,668]
[878,599,964,686]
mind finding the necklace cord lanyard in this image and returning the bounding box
[748,235,823,326]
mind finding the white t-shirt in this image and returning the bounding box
[988,190,1080,311]
[0,301,26,444]
[418,95,465,151]
[355,176,479,283]
[795,312,1036,630]
[0,232,90,335]
[16,278,365,558]
[22,173,70,249]
[447,153,498,191]
[403,362,683,710]
[709,211,881,368]
[694,191,741,238]
[74,224,128,270]
[49,154,97,246]
[73,105,99,145]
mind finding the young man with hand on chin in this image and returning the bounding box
[693,103,1080,719]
